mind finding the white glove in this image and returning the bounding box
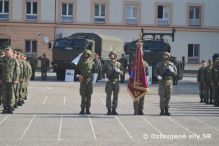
[105,78,109,82]
[114,67,121,73]
[168,66,174,73]
[157,75,163,80]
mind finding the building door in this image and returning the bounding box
[0,39,10,50]
[188,44,200,63]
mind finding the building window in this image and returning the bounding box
[25,40,37,56]
[157,5,169,25]
[26,1,37,21]
[62,3,73,23]
[188,44,200,63]
[189,6,201,26]
[0,0,9,20]
[94,4,105,23]
[125,5,137,24]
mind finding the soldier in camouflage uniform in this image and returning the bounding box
[14,49,24,106]
[203,59,214,104]
[197,60,206,103]
[28,54,37,80]
[38,54,50,80]
[0,47,20,114]
[93,53,102,81]
[118,54,128,83]
[22,54,32,100]
[103,51,123,115]
[213,57,219,106]
[154,52,177,116]
[77,50,97,115]
[0,50,4,106]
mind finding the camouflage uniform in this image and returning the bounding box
[133,61,148,115]
[16,57,24,106]
[154,52,177,116]
[203,61,213,104]
[93,54,103,80]
[1,55,20,113]
[103,51,123,115]
[197,61,206,103]
[118,54,127,83]
[213,58,219,106]
[22,60,32,100]
[39,54,50,80]
[77,50,96,114]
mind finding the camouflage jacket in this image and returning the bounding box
[0,56,20,82]
[154,61,177,85]
[77,58,96,83]
[212,62,219,84]
[103,60,123,82]
[93,58,102,73]
[203,66,213,84]
[197,67,205,83]
[40,57,50,69]
[26,61,32,80]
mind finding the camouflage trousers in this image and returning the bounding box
[41,69,48,80]
[159,83,173,110]
[105,81,120,110]
[133,96,145,114]
[204,84,213,103]
[80,81,93,109]
[213,83,219,103]
[199,82,205,101]
[2,82,16,108]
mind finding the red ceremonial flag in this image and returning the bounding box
[127,44,149,101]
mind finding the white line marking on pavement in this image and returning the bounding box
[42,96,49,105]
[169,117,196,135]
[19,115,36,140]
[193,117,219,132]
[141,117,162,134]
[115,116,133,141]
[58,115,63,141]
[63,96,66,106]
[0,115,9,125]
[88,116,97,141]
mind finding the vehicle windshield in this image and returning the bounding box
[54,39,87,48]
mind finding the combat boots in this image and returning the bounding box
[79,108,85,115]
[165,108,170,116]
[86,108,91,114]
[139,110,144,115]
[160,109,165,115]
[112,109,118,115]
[107,109,112,115]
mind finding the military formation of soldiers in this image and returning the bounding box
[197,58,219,106]
[0,47,32,114]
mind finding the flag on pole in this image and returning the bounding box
[127,42,149,101]
[72,53,83,65]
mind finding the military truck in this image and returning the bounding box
[125,28,184,84]
[52,33,124,80]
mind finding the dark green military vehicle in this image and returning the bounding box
[125,28,184,84]
[52,33,124,80]
[51,38,94,80]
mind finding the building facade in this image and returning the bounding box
[0,0,219,64]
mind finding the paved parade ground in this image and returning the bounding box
[0,72,219,146]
